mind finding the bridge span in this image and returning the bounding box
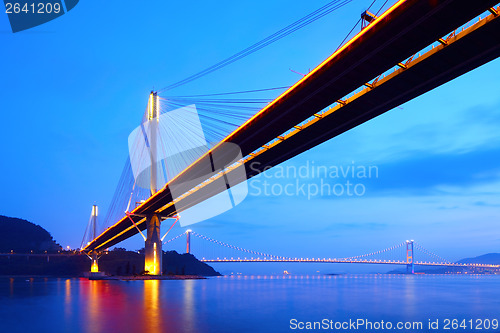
[82,0,500,275]
[162,231,500,274]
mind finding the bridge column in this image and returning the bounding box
[91,251,99,273]
[148,91,159,196]
[186,230,191,254]
[143,91,163,275]
[406,240,415,274]
[89,205,100,273]
[144,214,162,275]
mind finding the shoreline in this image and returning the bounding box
[0,274,209,280]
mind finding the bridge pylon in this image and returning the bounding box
[144,214,162,275]
[87,205,101,274]
[148,91,159,196]
[186,229,191,254]
[90,251,99,273]
[406,240,415,274]
[143,91,163,275]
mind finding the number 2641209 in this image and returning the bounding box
[5,2,62,14]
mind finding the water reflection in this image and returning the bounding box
[64,279,72,319]
[143,280,163,333]
[68,279,199,333]
[182,280,196,333]
[1,275,498,333]
[86,280,103,333]
[9,277,13,297]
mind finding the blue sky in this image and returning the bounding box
[1,0,499,273]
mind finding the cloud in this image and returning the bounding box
[251,144,500,200]
[362,145,500,196]
[291,98,500,167]
[472,201,500,208]
[323,222,388,231]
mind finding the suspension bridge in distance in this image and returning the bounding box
[81,0,500,276]
[163,231,500,274]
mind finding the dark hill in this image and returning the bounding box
[164,251,221,276]
[458,253,500,265]
[0,215,61,253]
[0,215,221,277]
[0,250,221,276]
[101,250,221,276]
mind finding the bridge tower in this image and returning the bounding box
[144,91,163,275]
[89,205,99,273]
[186,230,191,254]
[406,240,415,274]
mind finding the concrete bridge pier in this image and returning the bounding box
[90,251,99,273]
[87,205,100,274]
[144,214,162,275]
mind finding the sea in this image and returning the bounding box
[0,274,499,333]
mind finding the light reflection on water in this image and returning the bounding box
[0,275,499,333]
[144,280,163,333]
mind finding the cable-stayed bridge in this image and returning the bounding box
[81,0,500,275]
[162,231,500,274]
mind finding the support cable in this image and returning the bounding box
[158,0,354,92]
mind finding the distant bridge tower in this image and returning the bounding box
[90,205,99,273]
[144,91,163,275]
[186,230,191,254]
[406,240,415,274]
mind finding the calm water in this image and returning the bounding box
[0,275,499,333]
